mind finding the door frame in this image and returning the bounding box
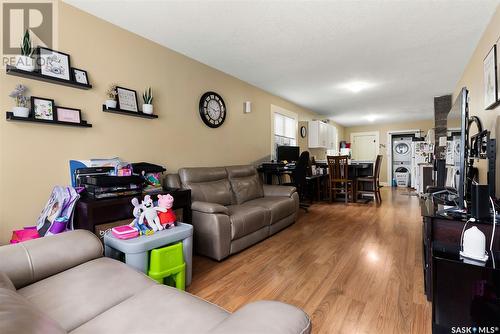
[386,129,422,186]
[349,131,380,161]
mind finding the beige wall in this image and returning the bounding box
[345,119,435,184]
[453,6,500,194]
[0,2,336,244]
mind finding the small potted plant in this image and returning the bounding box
[15,30,35,72]
[142,87,153,114]
[105,84,117,109]
[9,84,30,117]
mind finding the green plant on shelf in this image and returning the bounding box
[143,87,153,104]
[20,30,34,57]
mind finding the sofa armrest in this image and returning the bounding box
[209,301,311,334]
[0,230,103,289]
[164,173,181,189]
[192,201,229,215]
[263,184,297,198]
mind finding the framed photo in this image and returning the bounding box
[497,38,500,102]
[72,68,88,85]
[116,86,139,112]
[31,96,55,121]
[483,45,497,109]
[38,47,71,81]
[56,107,81,123]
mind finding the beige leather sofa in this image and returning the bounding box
[0,230,311,334]
[167,165,299,261]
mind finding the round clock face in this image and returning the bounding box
[300,126,307,138]
[199,92,226,128]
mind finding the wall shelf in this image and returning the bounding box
[6,112,92,128]
[6,65,92,90]
[102,105,158,119]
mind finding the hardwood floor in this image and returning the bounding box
[188,187,432,334]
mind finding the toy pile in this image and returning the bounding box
[111,194,177,240]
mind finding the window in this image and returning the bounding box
[274,112,297,147]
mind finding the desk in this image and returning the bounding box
[73,188,191,242]
[258,162,373,202]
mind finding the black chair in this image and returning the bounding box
[285,151,311,212]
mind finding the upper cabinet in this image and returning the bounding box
[308,120,337,149]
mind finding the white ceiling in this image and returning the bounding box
[65,0,498,127]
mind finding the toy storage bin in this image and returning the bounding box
[148,242,186,290]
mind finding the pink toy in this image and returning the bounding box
[111,225,139,239]
[157,194,176,228]
[10,227,40,244]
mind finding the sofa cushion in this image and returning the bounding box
[179,168,232,205]
[18,257,155,332]
[245,196,297,224]
[229,175,264,204]
[0,288,66,334]
[0,272,15,291]
[71,285,229,334]
[227,205,270,240]
[186,179,233,205]
[226,165,264,204]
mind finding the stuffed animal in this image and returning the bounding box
[129,197,149,235]
[139,195,164,232]
[157,194,176,229]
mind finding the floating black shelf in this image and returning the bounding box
[6,112,92,128]
[6,65,92,90]
[102,105,158,119]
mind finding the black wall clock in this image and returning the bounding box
[300,126,307,138]
[199,91,226,128]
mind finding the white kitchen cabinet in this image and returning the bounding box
[308,121,337,149]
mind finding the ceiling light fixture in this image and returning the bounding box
[340,81,374,93]
[366,114,377,122]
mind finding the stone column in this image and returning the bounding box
[434,95,452,159]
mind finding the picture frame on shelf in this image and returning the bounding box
[116,86,139,112]
[31,96,55,121]
[56,106,81,123]
[38,47,71,81]
[72,68,89,85]
[483,45,497,109]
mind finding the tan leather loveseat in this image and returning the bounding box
[0,230,311,333]
[167,165,299,261]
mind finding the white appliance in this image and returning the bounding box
[411,142,434,192]
[392,136,413,162]
[460,226,488,262]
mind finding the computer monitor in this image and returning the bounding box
[277,145,300,162]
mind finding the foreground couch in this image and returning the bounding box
[167,165,299,261]
[0,230,311,334]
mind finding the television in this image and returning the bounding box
[446,87,468,209]
[277,145,300,163]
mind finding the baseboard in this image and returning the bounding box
[380,182,389,187]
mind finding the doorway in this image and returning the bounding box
[350,131,380,161]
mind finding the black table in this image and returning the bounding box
[73,188,191,242]
[258,162,373,202]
